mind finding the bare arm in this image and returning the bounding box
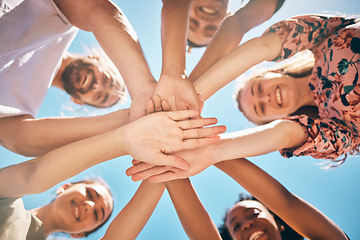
[154,0,202,113]
[215,158,348,240]
[166,179,221,240]
[54,0,157,119]
[189,0,282,82]
[194,32,282,101]
[0,110,224,197]
[160,0,192,79]
[102,181,165,240]
[126,119,306,182]
[0,109,130,157]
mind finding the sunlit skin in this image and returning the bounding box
[51,182,113,235]
[226,200,282,240]
[239,72,315,124]
[188,0,229,46]
[68,61,123,108]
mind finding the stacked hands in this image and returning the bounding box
[125,75,225,183]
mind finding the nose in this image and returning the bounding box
[241,219,254,232]
[258,93,271,103]
[83,200,95,213]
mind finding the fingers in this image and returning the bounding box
[126,162,154,176]
[166,110,200,121]
[177,117,218,130]
[182,135,220,150]
[182,125,226,139]
[146,99,155,115]
[152,94,163,112]
[148,170,187,183]
[155,153,191,171]
[130,166,176,182]
[161,99,171,111]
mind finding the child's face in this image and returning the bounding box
[188,0,229,46]
[53,182,113,236]
[226,200,282,240]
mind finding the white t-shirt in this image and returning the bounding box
[0,0,78,117]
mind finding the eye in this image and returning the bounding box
[86,189,93,200]
[260,103,265,114]
[258,83,263,94]
[94,210,98,221]
[233,223,241,232]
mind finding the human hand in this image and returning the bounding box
[129,82,156,121]
[121,110,226,171]
[125,143,219,182]
[153,74,203,115]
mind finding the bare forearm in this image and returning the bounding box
[189,0,279,82]
[194,33,282,100]
[0,109,130,156]
[215,159,347,240]
[0,127,127,197]
[166,179,221,240]
[55,0,156,98]
[103,181,165,240]
[212,119,305,163]
[161,0,192,77]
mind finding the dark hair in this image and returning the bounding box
[218,194,304,240]
[59,179,114,237]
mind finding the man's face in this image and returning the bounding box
[188,0,229,46]
[61,57,124,108]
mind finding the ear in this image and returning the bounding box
[70,232,86,238]
[70,96,84,105]
[56,183,71,195]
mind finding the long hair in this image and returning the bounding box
[218,194,304,240]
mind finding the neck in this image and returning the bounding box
[52,56,73,90]
[29,204,57,238]
[295,75,316,108]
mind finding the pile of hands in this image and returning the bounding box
[124,74,226,183]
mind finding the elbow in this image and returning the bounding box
[270,119,305,149]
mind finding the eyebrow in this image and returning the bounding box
[229,216,237,225]
[251,83,254,96]
[101,93,109,105]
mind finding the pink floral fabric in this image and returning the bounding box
[264,15,360,160]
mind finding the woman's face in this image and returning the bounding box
[238,73,300,124]
[53,182,113,237]
[226,200,282,240]
[188,0,229,46]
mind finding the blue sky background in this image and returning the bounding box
[1,0,360,239]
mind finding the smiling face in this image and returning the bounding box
[238,73,301,125]
[53,182,113,237]
[61,57,124,108]
[188,0,229,46]
[226,200,282,240]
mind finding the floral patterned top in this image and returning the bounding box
[264,15,360,160]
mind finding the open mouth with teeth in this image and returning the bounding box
[199,6,218,15]
[275,86,283,107]
[72,200,80,221]
[248,230,265,240]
